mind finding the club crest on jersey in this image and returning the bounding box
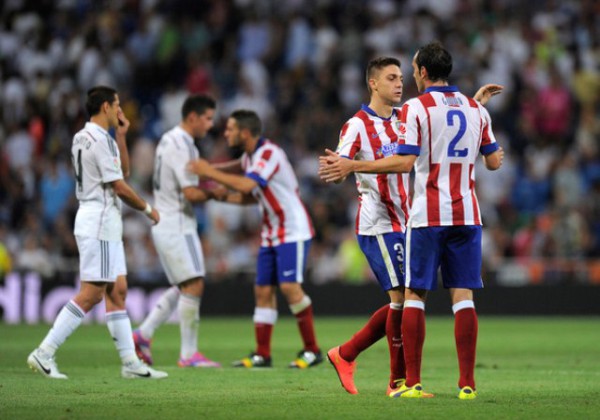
[113,157,120,169]
[376,143,397,158]
[256,160,267,170]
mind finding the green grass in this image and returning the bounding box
[1,317,599,419]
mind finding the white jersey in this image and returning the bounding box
[72,122,124,241]
[396,86,499,227]
[337,105,410,235]
[151,125,200,234]
[242,138,314,247]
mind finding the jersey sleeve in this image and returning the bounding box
[170,141,199,189]
[479,106,499,155]
[245,146,279,188]
[395,101,421,156]
[96,139,123,183]
[336,119,362,159]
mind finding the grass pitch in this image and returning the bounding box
[1,316,599,419]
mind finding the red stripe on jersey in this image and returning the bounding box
[262,186,286,243]
[481,119,492,147]
[426,163,441,225]
[397,173,409,224]
[341,121,362,158]
[355,193,362,234]
[467,97,479,108]
[262,208,273,246]
[469,164,480,224]
[268,164,280,181]
[340,122,350,137]
[418,93,436,109]
[357,112,402,231]
[449,163,465,225]
[261,149,272,160]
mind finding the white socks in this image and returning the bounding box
[178,293,201,359]
[106,310,137,364]
[139,286,180,339]
[40,300,85,356]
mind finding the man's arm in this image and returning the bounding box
[115,110,131,177]
[473,84,503,106]
[111,179,159,224]
[222,191,258,205]
[212,158,243,174]
[319,149,416,183]
[182,186,220,203]
[483,147,504,171]
[187,159,258,194]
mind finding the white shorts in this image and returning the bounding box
[75,236,127,282]
[152,231,206,285]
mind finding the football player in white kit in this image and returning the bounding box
[27,86,167,379]
[133,95,221,368]
[188,110,322,369]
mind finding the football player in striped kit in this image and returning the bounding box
[28,86,167,379]
[319,43,503,399]
[187,110,322,369]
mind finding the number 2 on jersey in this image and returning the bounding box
[446,110,468,157]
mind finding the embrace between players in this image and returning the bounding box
[28,41,503,400]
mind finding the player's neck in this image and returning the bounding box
[90,115,109,131]
[245,136,259,154]
[368,99,393,119]
[179,122,194,138]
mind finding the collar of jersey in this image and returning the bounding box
[360,104,395,121]
[424,85,458,93]
[86,121,110,137]
[174,125,194,143]
[252,137,267,154]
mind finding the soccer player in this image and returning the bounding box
[27,86,167,379]
[187,109,322,369]
[319,42,504,399]
[132,95,221,368]
[323,57,409,396]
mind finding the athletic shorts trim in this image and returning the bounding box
[152,231,206,285]
[76,236,126,282]
[357,232,405,292]
[256,240,311,286]
[405,225,483,291]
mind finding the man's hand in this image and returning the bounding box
[474,84,503,106]
[318,149,352,183]
[186,159,213,178]
[208,185,229,201]
[116,108,130,136]
[147,207,160,225]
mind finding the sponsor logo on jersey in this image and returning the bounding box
[376,142,398,158]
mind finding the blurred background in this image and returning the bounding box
[1,0,599,319]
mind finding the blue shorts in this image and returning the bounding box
[358,232,405,292]
[256,240,311,286]
[405,225,483,291]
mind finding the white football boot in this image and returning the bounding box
[27,348,68,379]
[121,359,168,379]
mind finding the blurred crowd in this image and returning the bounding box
[1,0,599,285]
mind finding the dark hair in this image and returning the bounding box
[86,86,117,117]
[415,42,452,82]
[181,94,216,119]
[366,56,401,94]
[230,109,262,136]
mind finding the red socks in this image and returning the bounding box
[340,304,389,361]
[402,305,426,386]
[386,304,405,383]
[455,307,478,389]
[295,305,319,353]
[255,323,273,358]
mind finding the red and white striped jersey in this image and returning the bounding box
[242,138,314,247]
[337,105,410,235]
[396,86,499,227]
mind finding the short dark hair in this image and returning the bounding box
[415,42,453,82]
[230,110,262,136]
[366,56,401,94]
[86,86,117,117]
[181,94,216,119]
